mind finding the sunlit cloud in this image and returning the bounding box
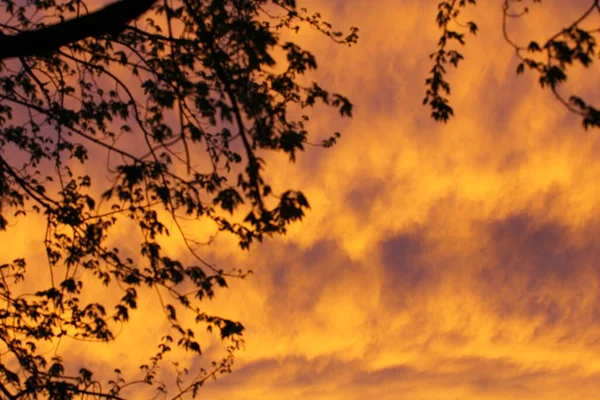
[6,0,600,398]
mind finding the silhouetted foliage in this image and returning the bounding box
[428,0,600,128]
[7,0,594,398]
[0,0,357,398]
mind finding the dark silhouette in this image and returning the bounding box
[0,0,157,60]
[426,0,600,128]
[0,0,357,398]
[0,0,595,398]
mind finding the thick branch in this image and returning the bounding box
[0,0,158,60]
[0,381,15,400]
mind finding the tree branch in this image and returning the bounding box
[0,0,158,60]
[0,381,16,400]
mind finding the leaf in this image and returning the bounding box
[220,319,244,339]
[215,275,228,288]
[527,41,541,52]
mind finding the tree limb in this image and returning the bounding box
[0,0,158,60]
[0,381,15,400]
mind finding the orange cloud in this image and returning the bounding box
[5,0,600,399]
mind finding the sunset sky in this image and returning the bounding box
[5,0,600,399]
[197,1,600,398]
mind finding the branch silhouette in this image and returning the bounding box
[0,0,357,397]
[0,0,157,60]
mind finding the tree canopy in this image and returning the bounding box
[0,0,356,398]
[0,0,597,398]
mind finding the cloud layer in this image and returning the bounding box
[4,0,600,399]
[195,1,600,398]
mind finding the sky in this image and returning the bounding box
[4,0,600,399]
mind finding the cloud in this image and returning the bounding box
[197,2,600,397]
[8,0,600,399]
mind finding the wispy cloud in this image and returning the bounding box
[8,0,600,398]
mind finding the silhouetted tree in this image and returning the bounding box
[4,0,594,398]
[0,0,356,398]
[427,0,600,128]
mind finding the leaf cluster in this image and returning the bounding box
[506,0,600,129]
[424,0,477,122]
[0,0,357,398]
[428,0,600,129]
